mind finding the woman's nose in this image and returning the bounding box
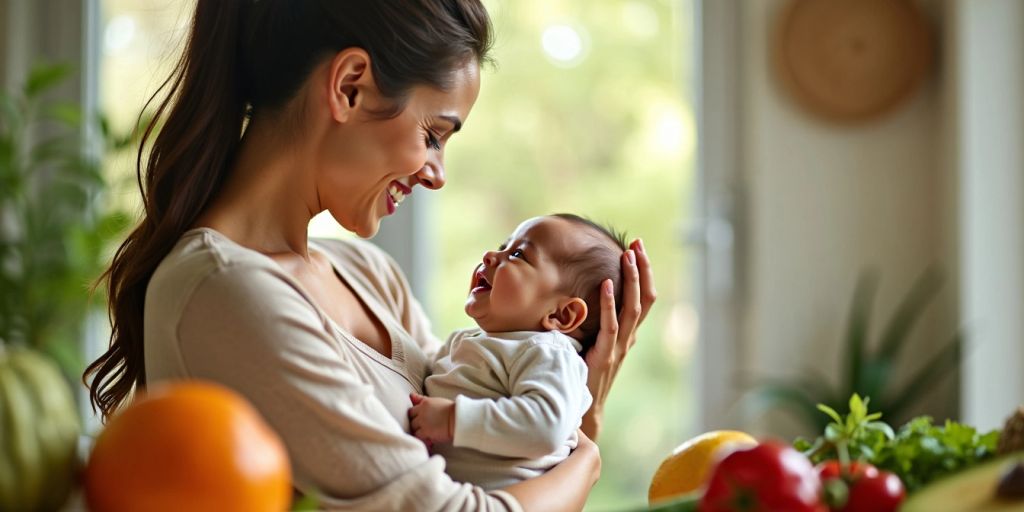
[415,162,446,190]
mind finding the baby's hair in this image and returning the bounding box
[549,213,628,355]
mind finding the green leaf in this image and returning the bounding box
[825,424,843,443]
[291,490,321,511]
[866,421,896,440]
[24,63,72,98]
[849,393,867,421]
[817,403,844,425]
[44,101,83,127]
[876,267,943,361]
[885,331,963,417]
[844,271,878,395]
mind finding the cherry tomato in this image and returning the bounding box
[841,471,905,512]
[815,460,880,482]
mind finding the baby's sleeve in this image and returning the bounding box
[452,337,592,459]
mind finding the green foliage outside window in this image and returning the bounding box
[437,1,696,509]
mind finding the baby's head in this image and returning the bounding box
[465,214,626,354]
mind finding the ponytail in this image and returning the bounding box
[84,0,248,420]
[85,0,494,420]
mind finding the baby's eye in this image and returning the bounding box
[509,249,525,259]
[497,242,508,251]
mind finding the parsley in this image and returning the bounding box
[794,394,1001,493]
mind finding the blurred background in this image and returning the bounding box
[2,0,1022,510]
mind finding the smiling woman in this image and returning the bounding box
[85,1,660,510]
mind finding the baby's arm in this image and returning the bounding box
[452,340,592,459]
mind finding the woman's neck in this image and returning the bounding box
[193,117,320,259]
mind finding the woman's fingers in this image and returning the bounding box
[589,279,618,370]
[631,239,657,326]
[615,249,642,357]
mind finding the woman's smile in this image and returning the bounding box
[383,179,413,215]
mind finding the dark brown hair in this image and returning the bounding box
[85,0,494,420]
[549,213,628,354]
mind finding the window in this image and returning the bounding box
[97,1,697,508]
[434,1,697,508]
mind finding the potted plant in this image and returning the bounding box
[745,268,963,433]
[0,63,131,511]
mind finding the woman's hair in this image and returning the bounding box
[85,0,494,420]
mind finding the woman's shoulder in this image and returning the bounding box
[147,228,292,313]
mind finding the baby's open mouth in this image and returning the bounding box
[472,270,492,292]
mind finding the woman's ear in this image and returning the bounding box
[326,48,374,123]
[540,298,588,334]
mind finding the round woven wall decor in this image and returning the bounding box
[775,0,934,123]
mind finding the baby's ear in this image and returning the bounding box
[541,298,588,334]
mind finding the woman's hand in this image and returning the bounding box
[582,239,656,440]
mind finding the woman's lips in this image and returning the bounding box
[384,180,412,216]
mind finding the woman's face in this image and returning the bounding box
[318,60,481,238]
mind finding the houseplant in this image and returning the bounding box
[0,63,130,378]
[0,63,131,510]
[746,267,963,433]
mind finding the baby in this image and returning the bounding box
[408,213,626,489]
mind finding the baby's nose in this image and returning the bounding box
[482,251,498,267]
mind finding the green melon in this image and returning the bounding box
[902,454,1024,512]
[0,346,81,511]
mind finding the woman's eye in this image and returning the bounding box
[425,132,441,151]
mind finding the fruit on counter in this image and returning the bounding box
[648,430,758,504]
[816,460,879,481]
[700,441,827,512]
[0,346,81,512]
[996,462,1024,500]
[816,460,905,512]
[902,453,1024,512]
[84,380,292,512]
[998,406,1024,455]
[641,493,701,512]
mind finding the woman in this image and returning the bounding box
[85,1,656,510]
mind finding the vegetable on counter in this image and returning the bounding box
[700,441,827,512]
[794,394,1000,493]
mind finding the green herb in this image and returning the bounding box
[794,394,1001,493]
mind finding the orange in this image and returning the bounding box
[84,380,292,512]
[648,430,758,504]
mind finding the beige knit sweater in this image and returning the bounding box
[143,227,522,511]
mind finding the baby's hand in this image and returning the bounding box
[408,393,455,447]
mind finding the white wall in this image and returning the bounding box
[953,0,1024,431]
[700,0,961,437]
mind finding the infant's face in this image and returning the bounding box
[465,216,582,332]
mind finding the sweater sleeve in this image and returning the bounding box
[452,338,593,459]
[174,265,520,512]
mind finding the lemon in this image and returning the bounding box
[648,430,758,504]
